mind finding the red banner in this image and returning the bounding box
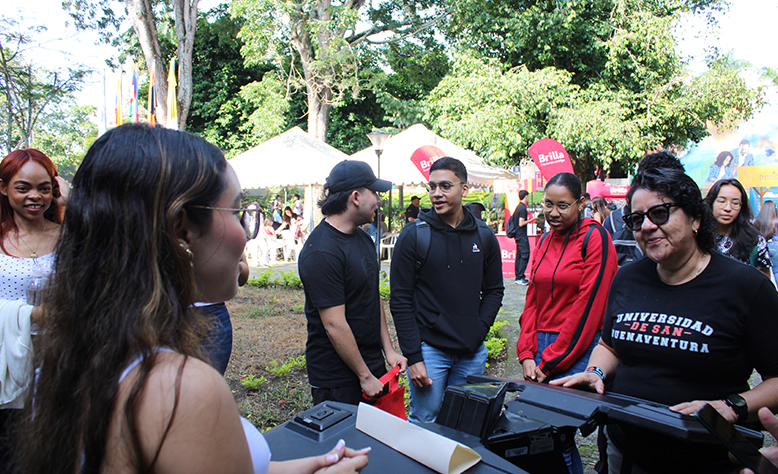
[410,145,446,180]
[586,180,629,199]
[528,139,574,180]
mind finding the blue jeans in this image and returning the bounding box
[534,331,599,474]
[534,330,601,381]
[199,303,233,375]
[408,342,488,424]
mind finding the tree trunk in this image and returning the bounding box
[126,0,168,127]
[173,0,199,130]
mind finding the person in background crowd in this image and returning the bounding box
[293,194,303,215]
[591,196,611,225]
[298,160,406,405]
[0,148,68,468]
[705,178,772,278]
[391,157,504,424]
[518,172,617,474]
[272,195,283,230]
[507,190,536,285]
[755,200,778,281]
[403,196,420,224]
[582,192,593,218]
[602,151,685,267]
[14,124,369,474]
[730,139,754,177]
[554,166,778,474]
[706,151,734,186]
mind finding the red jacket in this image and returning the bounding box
[517,218,618,376]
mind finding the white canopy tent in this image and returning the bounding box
[349,124,517,186]
[228,126,348,231]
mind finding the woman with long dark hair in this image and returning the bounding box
[14,124,367,474]
[705,151,734,186]
[755,200,778,281]
[705,178,772,277]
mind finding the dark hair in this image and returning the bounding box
[16,124,226,473]
[318,187,364,216]
[430,157,467,182]
[755,200,778,241]
[519,190,529,200]
[582,192,591,200]
[740,139,750,146]
[546,172,582,201]
[705,178,758,261]
[627,168,716,252]
[0,149,62,241]
[294,194,300,199]
[714,151,733,167]
[637,151,685,173]
[592,197,610,219]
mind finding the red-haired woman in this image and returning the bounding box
[0,148,67,466]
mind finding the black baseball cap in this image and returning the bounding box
[325,160,391,193]
[410,196,420,201]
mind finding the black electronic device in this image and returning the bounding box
[695,403,778,474]
[264,401,527,474]
[436,382,508,443]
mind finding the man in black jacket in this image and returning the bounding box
[390,157,504,423]
[507,190,536,284]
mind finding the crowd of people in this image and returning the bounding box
[1,123,778,474]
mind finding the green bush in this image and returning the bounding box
[241,374,267,391]
[379,276,391,300]
[247,269,274,287]
[280,270,302,288]
[266,355,306,377]
[485,320,508,359]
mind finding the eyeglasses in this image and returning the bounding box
[425,181,465,193]
[622,202,679,231]
[542,198,579,213]
[190,203,260,240]
[713,197,742,210]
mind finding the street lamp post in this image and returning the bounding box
[367,130,391,259]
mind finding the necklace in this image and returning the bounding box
[694,253,708,278]
[17,221,48,259]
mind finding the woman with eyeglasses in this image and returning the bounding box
[518,172,617,474]
[14,124,368,474]
[705,178,772,278]
[553,167,778,474]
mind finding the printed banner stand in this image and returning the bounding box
[528,139,574,180]
[410,145,446,181]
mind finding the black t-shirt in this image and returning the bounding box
[405,203,419,223]
[298,220,386,388]
[515,202,528,239]
[602,252,778,472]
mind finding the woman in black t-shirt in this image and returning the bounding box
[553,167,778,474]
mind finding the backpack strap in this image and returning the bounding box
[414,220,431,272]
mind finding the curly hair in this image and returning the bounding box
[627,168,717,252]
[705,178,758,262]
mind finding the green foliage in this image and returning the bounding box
[485,320,508,359]
[279,270,302,288]
[266,355,306,377]
[241,374,267,390]
[247,269,274,288]
[291,303,304,313]
[379,277,391,301]
[32,101,97,170]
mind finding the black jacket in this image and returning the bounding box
[389,207,504,365]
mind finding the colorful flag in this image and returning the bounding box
[130,64,139,123]
[167,57,178,130]
[528,138,574,180]
[115,73,123,126]
[147,61,156,126]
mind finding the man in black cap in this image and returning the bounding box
[298,160,407,405]
[404,195,421,223]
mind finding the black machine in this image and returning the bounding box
[263,375,766,474]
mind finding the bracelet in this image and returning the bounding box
[585,366,605,381]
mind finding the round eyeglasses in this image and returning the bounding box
[622,202,679,231]
[191,203,260,240]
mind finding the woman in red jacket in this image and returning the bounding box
[518,172,618,474]
[518,172,618,382]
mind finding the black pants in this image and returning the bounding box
[515,237,530,280]
[311,385,366,405]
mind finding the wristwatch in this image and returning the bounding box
[722,394,748,423]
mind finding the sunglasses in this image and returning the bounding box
[622,202,679,232]
[191,203,260,240]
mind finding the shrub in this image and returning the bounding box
[247,269,274,288]
[241,374,267,391]
[485,320,508,359]
[280,270,302,288]
[266,355,306,377]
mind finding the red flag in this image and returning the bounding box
[410,145,446,180]
[528,139,574,180]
